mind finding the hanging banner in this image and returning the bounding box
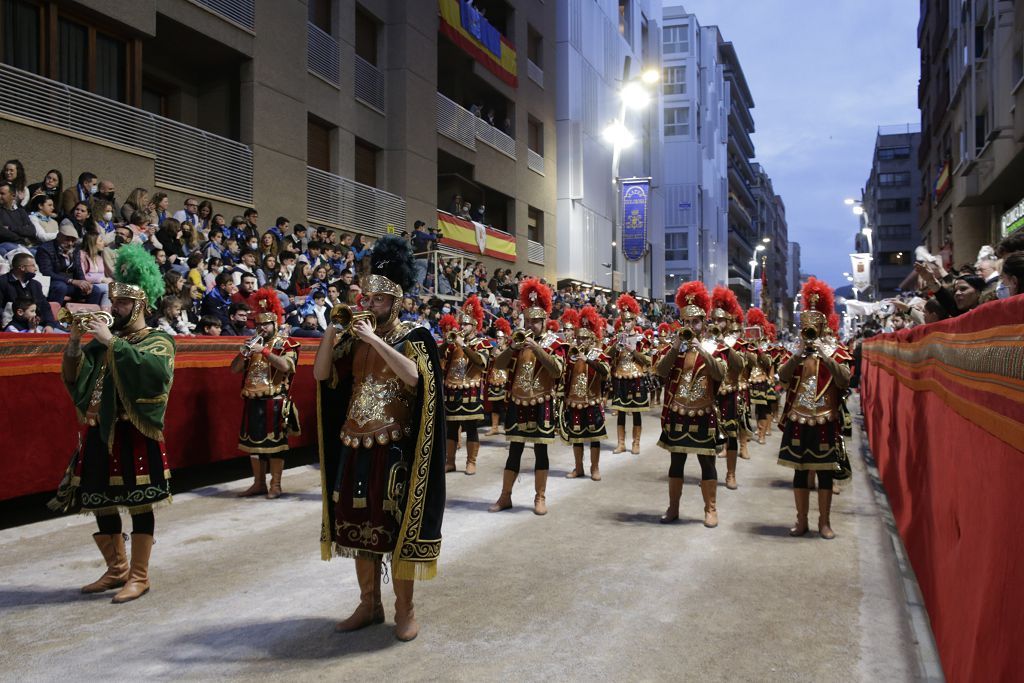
[850,253,872,292]
[621,178,650,262]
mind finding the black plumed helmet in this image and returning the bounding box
[370,234,416,293]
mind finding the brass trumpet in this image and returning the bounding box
[511,329,529,346]
[567,345,581,360]
[57,308,114,334]
[680,328,695,342]
[800,327,818,342]
[446,331,460,344]
[709,324,722,337]
[331,304,376,335]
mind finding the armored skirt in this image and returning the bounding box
[331,442,408,558]
[76,422,172,515]
[560,403,607,444]
[505,398,558,444]
[239,395,300,456]
[716,390,744,439]
[749,381,771,419]
[444,384,485,422]
[610,376,650,412]
[777,417,843,470]
[657,408,720,456]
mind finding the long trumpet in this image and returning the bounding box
[446,331,460,344]
[331,304,376,335]
[511,329,529,346]
[57,309,113,334]
[800,326,818,342]
[680,328,695,342]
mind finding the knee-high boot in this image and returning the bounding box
[566,445,585,478]
[699,479,719,528]
[725,451,738,490]
[335,557,385,632]
[488,469,516,512]
[237,457,267,497]
[789,488,811,536]
[631,425,642,455]
[465,441,479,475]
[111,533,153,603]
[613,423,627,454]
[445,439,457,473]
[590,444,602,481]
[739,430,751,460]
[818,488,835,539]
[266,457,284,499]
[533,469,549,515]
[81,532,129,593]
[660,477,683,523]
[486,412,501,436]
[393,578,419,641]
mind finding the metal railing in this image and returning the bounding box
[306,166,406,237]
[436,92,477,150]
[0,62,253,204]
[354,55,385,113]
[528,239,545,265]
[193,0,254,31]
[474,117,516,159]
[527,148,545,175]
[527,59,544,87]
[307,22,340,86]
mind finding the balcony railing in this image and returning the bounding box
[436,92,477,150]
[474,117,516,159]
[528,238,545,265]
[193,0,254,31]
[527,59,544,87]
[527,148,545,175]
[354,55,385,113]
[306,166,406,237]
[0,62,252,204]
[307,22,340,87]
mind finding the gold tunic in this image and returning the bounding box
[666,350,717,417]
[443,337,487,389]
[565,351,607,408]
[509,332,562,406]
[341,341,415,448]
[241,334,295,398]
[786,354,841,425]
[610,335,647,379]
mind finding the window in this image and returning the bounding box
[95,34,125,102]
[3,0,41,74]
[618,0,632,45]
[878,224,912,239]
[355,7,378,65]
[663,26,689,54]
[878,172,910,186]
[309,0,332,33]
[527,117,543,155]
[880,251,909,265]
[527,25,542,67]
[975,110,989,151]
[878,146,911,160]
[665,231,688,261]
[307,115,334,172]
[527,206,544,243]
[58,18,87,90]
[354,137,378,187]
[877,198,911,212]
[664,107,690,137]
[663,66,686,96]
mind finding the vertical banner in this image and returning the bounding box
[850,253,871,292]
[752,278,763,307]
[621,178,650,262]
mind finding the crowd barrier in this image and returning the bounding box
[861,296,1024,682]
[0,334,323,502]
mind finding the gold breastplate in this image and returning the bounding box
[341,341,415,448]
[719,352,742,394]
[787,356,839,425]
[566,358,602,408]
[488,365,508,386]
[242,337,291,398]
[444,341,484,389]
[667,351,715,416]
[613,346,644,379]
[510,347,557,405]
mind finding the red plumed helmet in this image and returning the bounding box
[251,288,285,325]
[616,293,641,321]
[579,305,603,340]
[546,320,560,333]
[519,278,553,316]
[765,322,778,341]
[460,295,485,331]
[657,322,673,336]
[675,281,711,316]
[613,317,623,331]
[746,307,768,331]
[827,312,840,334]
[560,308,581,329]
[439,313,459,333]
[800,277,835,317]
[711,286,740,320]
[494,317,512,337]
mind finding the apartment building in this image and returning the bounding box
[0,0,557,282]
[750,162,790,326]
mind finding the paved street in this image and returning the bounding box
[0,402,921,681]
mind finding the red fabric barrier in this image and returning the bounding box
[0,334,323,501]
[861,296,1024,682]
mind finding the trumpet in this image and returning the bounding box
[511,329,529,346]
[567,345,581,360]
[800,326,818,342]
[446,331,461,344]
[331,304,376,335]
[57,309,114,334]
[241,334,264,356]
[680,328,695,342]
[709,324,722,337]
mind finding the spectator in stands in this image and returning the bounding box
[400,296,418,323]
[305,240,324,269]
[458,202,472,220]
[472,203,486,223]
[232,248,259,286]
[310,288,330,331]
[1000,252,1024,298]
[291,312,323,338]
[36,224,103,305]
[223,302,251,336]
[242,208,260,242]
[196,200,214,235]
[172,197,201,227]
[0,182,35,252]
[153,248,169,273]
[210,212,227,237]
[201,270,236,326]
[285,223,307,254]
[224,235,241,266]
[80,230,113,308]
[121,188,148,224]
[287,260,313,300]
[27,169,62,203]
[204,256,222,291]
[4,295,40,332]
[227,215,247,243]
[92,199,116,237]
[231,273,259,330]
[0,254,59,331]
[60,171,97,217]
[197,315,222,336]
[259,231,278,259]
[3,160,28,207]
[156,218,190,274]
[94,180,118,217]
[151,192,170,224]
[326,282,343,308]
[410,220,436,293]
[269,216,289,243]
[179,221,199,257]
[311,264,330,289]
[186,253,206,289]
[164,271,185,300]
[28,194,60,244]
[156,295,193,336]
[204,226,227,261]
[257,254,278,288]
[277,251,296,290]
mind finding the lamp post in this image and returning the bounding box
[844,196,877,300]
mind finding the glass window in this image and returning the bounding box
[58,18,88,90]
[355,7,378,65]
[663,26,689,54]
[354,137,377,187]
[528,206,544,242]
[878,172,911,186]
[878,146,911,160]
[879,224,912,239]
[3,0,41,73]
[665,231,688,261]
[878,198,911,212]
[95,34,125,102]
[664,107,690,137]
[663,66,686,96]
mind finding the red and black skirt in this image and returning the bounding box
[444,384,484,422]
[560,403,607,444]
[716,391,741,439]
[657,409,719,455]
[777,418,843,470]
[611,376,650,412]
[76,422,171,515]
[331,442,407,558]
[239,395,300,456]
[505,398,558,444]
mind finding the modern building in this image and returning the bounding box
[788,240,802,324]
[555,0,663,299]
[859,125,922,298]
[0,0,558,286]
[750,162,790,326]
[659,7,729,301]
[917,0,1024,264]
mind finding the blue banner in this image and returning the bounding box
[621,179,650,262]
[459,0,502,57]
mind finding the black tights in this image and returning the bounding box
[668,453,717,480]
[491,407,505,422]
[447,421,480,443]
[574,442,602,450]
[793,470,834,490]
[504,442,549,472]
[726,436,738,451]
[95,511,155,536]
[617,412,642,427]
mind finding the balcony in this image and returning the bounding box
[354,55,385,113]
[0,62,252,204]
[307,22,340,87]
[528,239,545,265]
[306,166,407,237]
[435,92,516,159]
[474,117,516,159]
[528,59,544,88]
[193,0,255,31]
[728,194,753,229]
[527,149,545,175]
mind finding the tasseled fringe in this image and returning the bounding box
[393,559,437,582]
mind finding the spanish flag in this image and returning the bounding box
[438,0,518,88]
[436,211,517,262]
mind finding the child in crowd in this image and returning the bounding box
[197,315,223,336]
[155,295,194,336]
[310,288,330,331]
[204,256,222,291]
[186,253,206,289]
[4,297,41,332]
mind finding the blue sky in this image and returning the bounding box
[667,0,921,291]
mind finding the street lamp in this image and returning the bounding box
[762,237,771,244]
[640,68,661,85]
[602,121,635,147]
[621,81,652,110]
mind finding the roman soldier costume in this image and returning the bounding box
[746,308,773,444]
[709,287,747,491]
[608,294,650,454]
[316,235,446,641]
[234,288,300,499]
[489,279,566,516]
[484,317,512,436]
[778,278,853,540]
[440,295,489,475]
[57,244,174,604]
[655,281,727,528]
[561,306,610,480]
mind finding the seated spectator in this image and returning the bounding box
[4,295,41,332]
[223,302,251,336]
[231,272,259,329]
[27,169,62,204]
[259,231,278,259]
[172,197,201,227]
[284,223,307,254]
[79,231,113,308]
[155,295,194,336]
[204,256,223,291]
[197,315,223,336]
[151,191,171,224]
[209,212,227,237]
[287,260,313,301]
[120,187,149,225]
[28,194,60,244]
[231,248,259,286]
[310,288,330,331]
[181,282,204,322]
[1000,252,1023,298]
[60,171,97,217]
[223,236,241,266]
[0,182,35,252]
[153,248,170,273]
[156,218,189,274]
[242,207,260,242]
[311,264,330,289]
[399,296,418,323]
[0,253,60,331]
[204,226,227,262]
[257,254,279,288]
[164,270,185,299]
[196,200,214,235]
[269,216,290,243]
[91,199,117,238]
[200,270,235,326]
[179,221,200,258]
[3,159,29,207]
[326,282,343,308]
[94,179,118,217]
[305,240,324,269]
[277,251,297,290]
[36,224,103,305]
[290,312,323,338]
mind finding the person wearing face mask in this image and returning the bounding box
[91,200,117,237]
[999,252,1023,298]
[61,171,97,217]
[0,253,62,331]
[94,180,118,216]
